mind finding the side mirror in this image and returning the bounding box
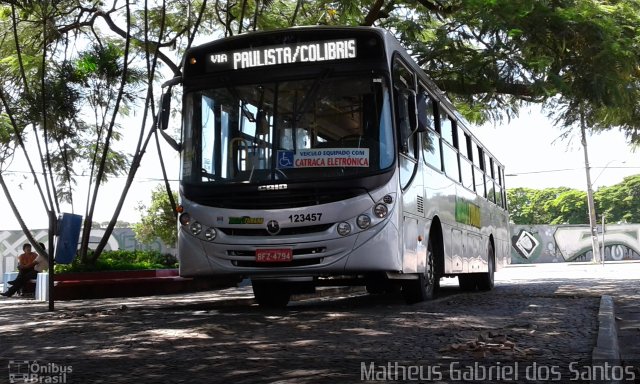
[158,89,172,131]
[398,89,418,151]
[157,87,181,151]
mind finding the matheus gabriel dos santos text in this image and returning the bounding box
[360,361,637,382]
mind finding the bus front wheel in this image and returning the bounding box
[402,238,437,304]
[252,281,291,308]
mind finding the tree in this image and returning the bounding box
[508,175,640,225]
[545,190,588,225]
[596,175,640,223]
[133,185,178,247]
[506,187,535,224]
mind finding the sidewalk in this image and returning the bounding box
[615,295,640,374]
[505,261,640,377]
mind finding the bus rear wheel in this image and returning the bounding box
[402,238,437,304]
[477,242,495,291]
[252,281,291,308]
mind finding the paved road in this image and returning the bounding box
[0,262,638,383]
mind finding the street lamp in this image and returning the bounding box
[592,160,626,186]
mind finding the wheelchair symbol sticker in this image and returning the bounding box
[277,151,294,168]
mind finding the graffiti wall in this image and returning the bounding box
[510,224,640,264]
[1,228,175,282]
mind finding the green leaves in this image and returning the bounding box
[508,175,640,225]
[133,185,178,247]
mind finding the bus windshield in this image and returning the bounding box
[182,72,394,185]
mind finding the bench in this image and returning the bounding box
[5,269,234,301]
[1,271,36,297]
[2,272,40,296]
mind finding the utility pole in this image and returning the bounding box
[580,111,601,263]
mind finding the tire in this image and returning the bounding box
[403,237,437,304]
[477,242,495,291]
[252,281,291,308]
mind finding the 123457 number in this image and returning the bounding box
[289,213,322,223]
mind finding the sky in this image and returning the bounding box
[1,104,638,231]
[474,105,640,192]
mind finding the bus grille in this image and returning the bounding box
[218,224,333,237]
[228,248,326,257]
[206,188,366,209]
[233,258,323,268]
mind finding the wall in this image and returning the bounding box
[0,228,175,282]
[510,224,640,264]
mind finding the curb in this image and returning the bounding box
[592,295,621,383]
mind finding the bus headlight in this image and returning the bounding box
[356,214,371,229]
[204,228,217,241]
[190,221,202,235]
[373,203,388,218]
[337,222,352,236]
[179,212,191,226]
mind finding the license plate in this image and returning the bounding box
[255,248,293,263]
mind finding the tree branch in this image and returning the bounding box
[415,0,459,15]
[435,79,545,101]
[361,0,385,26]
[56,8,182,77]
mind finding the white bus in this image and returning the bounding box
[159,26,510,307]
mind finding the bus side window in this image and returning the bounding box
[457,126,468,159]
[440,113,454,146]
[485,155,496,203]
[474,165,485,197]
[423,129,442,171]
[473,142,482,168]
[457,127,473,191]
[495,183,503,207]
[486,178,496,203]
[420,93,442,170]
[393,59,416,159]
[442,141,459,182]
[460,157,474,191]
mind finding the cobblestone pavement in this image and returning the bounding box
[1,263,639,383]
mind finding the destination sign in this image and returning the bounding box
[209,39,357,70]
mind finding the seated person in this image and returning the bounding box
[2,243,41,297]
[34,242,49,273]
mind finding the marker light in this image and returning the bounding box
[337,222,352,236]
[204,228,217,241]
[179,212,191,226]
[356,214,372,229]
[176,205,184,213]
[383,194,393,204]
[190,221,202,235]
[374,203,388,218]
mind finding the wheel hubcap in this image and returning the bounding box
[425,247,435,287]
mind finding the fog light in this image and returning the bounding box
[374,203,388,218]
[179,212,191,226]
[204,228,217,241]
[337,222,351,236]
[190,221,202,235]
[356,214,371,229]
